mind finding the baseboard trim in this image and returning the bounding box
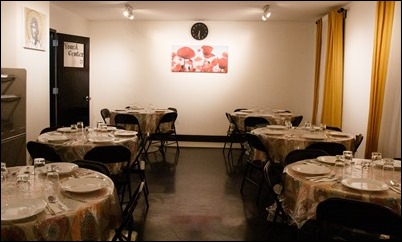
[176,135,226,143]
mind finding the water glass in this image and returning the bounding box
[71,124,78,132]
[33,158,46,175]
[334,155,345,177]
[320,123,326,131]
[76,121,84,131]
[285,120,292,129]
[1,162,8,183]
[371,152,382,166]
[382,158,395,172]
[343,151,353,165]
[46,169,60,196]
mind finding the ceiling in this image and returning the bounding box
[51,1,352,22]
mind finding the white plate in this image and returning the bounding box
[273,109,288,113]
[1,198,46,221]
[47,135,70,143]
[341,178,389,192]
[328,131,350,137]
[374,159,401,169]
[263,129,286,136]
[88,136,114,143]
[57,127,77,133]
[317,156,336,165]
[291,163,331,175]
[60,177,108,193]
[278,113,293,116]
[241,109,253,113]
[94,126,117,132]
[304,134,326,140]
[114,130,138,137]
[44,162,78,175]
[266,125,287,130]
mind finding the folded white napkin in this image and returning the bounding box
[44,198,69,215]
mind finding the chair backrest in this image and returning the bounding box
[112,181,144,241]
[353,134,363,153]
[114,113,143,136]
[326,125,342,132]
[306,142,346,156]
[26,141,63,163]
[84,145,132,165]
[100,108,111,124]
[226,113,243,134]
[284,149,328,166]
[40,126,61,134]
[291,115,303,127]
[167,107,177,112]
[244,116,270,131]
[245,132,269,155]
[234,108,247,112]
[315,197,401,241]
[72,159,111,177]
[156,112,178,133]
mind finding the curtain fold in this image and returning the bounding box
[320,9,346,128]
[312,19,322,125]
[365,1,395,158]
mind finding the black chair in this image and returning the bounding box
[284,149,328,166]
[84,145,133,206]
[306,142,346,156]
[114,113,148,159]
[167,107,177,113]
[326,125,342,132]
[72,159,111,177]
[100,108,111,124]
[352,134,363,154]
[263,160,287,224]
[26,141,63,163]
[112,181,145,241]
[240,132,271,202]
[40,126,62,134]
[146,112,179,162]
[244,116,270,132]
[311,197,401,241]
[291,115,303,127]
[223,112,246,157]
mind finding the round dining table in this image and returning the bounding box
[37,128,139,174]
[231,108,296,132]
[110,107,174,134]
[251,126,355,163]
[282,158,401,228]
[1,166,122,241]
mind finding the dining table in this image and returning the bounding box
[251,125,355,163]
[231,108,296,132]
[110,106,174,135]
[37,127,139,174]
[1,165,122,240]
[282,157,401,228]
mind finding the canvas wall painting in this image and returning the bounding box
[172,45,228,73]
[23,7,46,51]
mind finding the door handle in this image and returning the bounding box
[85,96,91,101]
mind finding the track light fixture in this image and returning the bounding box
[123,4,134,21]
[262,4,271,21]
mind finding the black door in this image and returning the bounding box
[49,30,90,127]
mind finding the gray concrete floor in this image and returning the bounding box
[131,146,298,241]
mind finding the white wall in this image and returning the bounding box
[88,21,316,135]
[1,1,49,151]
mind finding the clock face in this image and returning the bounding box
[191,22,208,40]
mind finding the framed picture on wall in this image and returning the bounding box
[171,45,228,73]
[23,7,46,51]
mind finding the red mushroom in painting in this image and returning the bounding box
[176,46,195,72]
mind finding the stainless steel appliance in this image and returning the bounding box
[1,68,26,166]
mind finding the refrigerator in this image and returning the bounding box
[1,68,26,166]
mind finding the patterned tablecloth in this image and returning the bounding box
[110,107,174,134]
[251,127,354,163]
[37,129,138,174]
[231,109,296,132]
[1,167,122,241]
[282,159,401,228]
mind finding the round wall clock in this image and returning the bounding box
[191,22,208,40]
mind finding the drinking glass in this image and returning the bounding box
[33,158,46,176]
[382,158,395,172]
[320,123,326,131]
[46,167,60,196]
[343,151,353,165]
[71,124,78,132]
[285,120,292,129]
[371,152,382,166]
[76,121,84,131]
[1,162,8,182]
[334,155,345,177]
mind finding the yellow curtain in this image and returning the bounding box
[321,9,346,128]
[312,18,322,125]
[364,1,395,158]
